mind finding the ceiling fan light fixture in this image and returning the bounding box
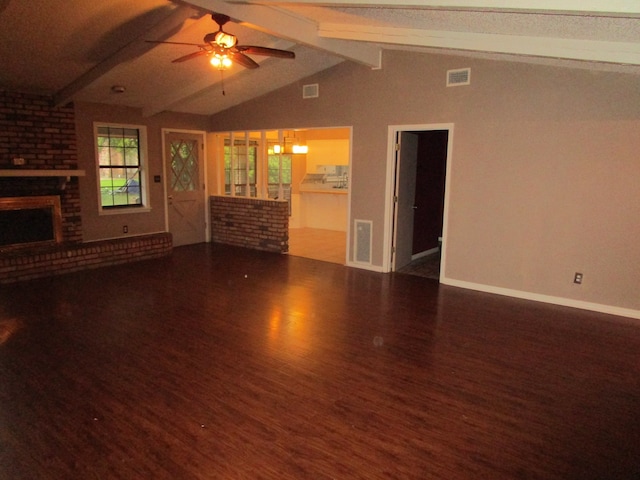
[210,53,232,69]
[214,31,237,49]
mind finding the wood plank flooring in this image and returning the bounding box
[1,243,640,479]
[288,228,346,264]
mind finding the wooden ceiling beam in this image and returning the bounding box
[236,0,640,17]
[53,5,202,107]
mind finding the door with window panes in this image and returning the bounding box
[165,132,206,246]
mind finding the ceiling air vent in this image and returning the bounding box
[303,83,319,99]
[447,68,471,87]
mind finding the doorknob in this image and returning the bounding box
[412,205,417,209]
[168,195,173,200]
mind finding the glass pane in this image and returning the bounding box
[100,176,115,207]
[267,154,291,199]
[97,145,111,166]
[170,139,198,192]
[109,132,122,147]
[103,168,141,207]
[124,147,139,166]
[224,133,258,196]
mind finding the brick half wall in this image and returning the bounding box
[210,196,288,254]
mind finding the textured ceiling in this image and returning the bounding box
[1,0,638,116]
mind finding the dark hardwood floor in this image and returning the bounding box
[1,243,639,479]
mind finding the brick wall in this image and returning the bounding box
[0,233,172,284]
[210,195,289,253]
[1,91,172,282]
[0,90,82,243]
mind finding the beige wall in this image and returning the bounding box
[75,102,209,241]
[306,139,349,172]
[209,50,640,315]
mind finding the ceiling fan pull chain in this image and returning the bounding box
[220,70,226,96]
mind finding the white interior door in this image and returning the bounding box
[165,131,206,247]
[393,131,419,270]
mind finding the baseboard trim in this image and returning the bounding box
[347,260,385,273]
[411,247,439,261]
[441,277,640,321]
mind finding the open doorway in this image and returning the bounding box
[388,124,453,280]
[287,127,351,265]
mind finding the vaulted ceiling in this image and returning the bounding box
[1,0,638,116]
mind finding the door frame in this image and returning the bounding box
[161,129,209,243]
[383,123,454,278]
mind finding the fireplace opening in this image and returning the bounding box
[0,196,63,249]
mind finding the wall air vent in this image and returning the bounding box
[354,219,372,265]
[303,83,319,99]
[447,68,471,87]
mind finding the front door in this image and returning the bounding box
[165,131,206,247]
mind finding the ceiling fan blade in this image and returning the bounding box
[236,46,295,59]
[232,52,260,69]
[172,50,208,63]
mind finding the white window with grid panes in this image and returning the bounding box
[95,124,149,213]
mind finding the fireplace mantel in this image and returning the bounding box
[0,169,85,177]
[0,169,85,190]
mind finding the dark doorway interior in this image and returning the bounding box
[397,129,448,280]
[411,130,448,255]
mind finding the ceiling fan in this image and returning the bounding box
[150,13,295,69]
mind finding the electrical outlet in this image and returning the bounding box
[573,272,583,284]
[123,225,128,234]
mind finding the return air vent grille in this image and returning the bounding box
[447,68,471,87]
[354,219,372,265]
[303,83,319,99]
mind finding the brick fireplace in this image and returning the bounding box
[0,90,82,241]
[0,195,63,248]
[0,90,172,283]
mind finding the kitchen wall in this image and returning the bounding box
[305,128,350,174]
[209,50,640,317]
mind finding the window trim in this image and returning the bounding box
[94,122,150,215]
